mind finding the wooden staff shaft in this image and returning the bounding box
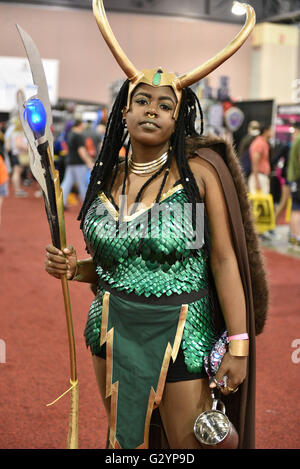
[49,146,77,383]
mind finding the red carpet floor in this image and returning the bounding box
[0,184,299,449]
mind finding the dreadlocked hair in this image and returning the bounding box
[168,86,205,234]
[172,86,204,204]
[78,81,205,230]
[78,79,130,227]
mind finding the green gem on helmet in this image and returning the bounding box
[153,69,163,86]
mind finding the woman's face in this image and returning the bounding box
[124,84,177,148]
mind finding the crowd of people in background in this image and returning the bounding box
[287,123,300,248]
[237,119,300,249]
[0,114,107,217]
[1,112,300,251]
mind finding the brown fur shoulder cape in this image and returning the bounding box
[149,135,268,450]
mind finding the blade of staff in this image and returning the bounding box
[16,25,78,449]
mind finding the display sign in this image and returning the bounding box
[0,56,59,112]
[248,191,276,234]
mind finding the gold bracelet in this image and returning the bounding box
[71,258,94,282]
[229,339,249,357]
[71,261,80,281]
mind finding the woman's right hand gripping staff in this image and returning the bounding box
[45,245,78,280]
[45,244,97,284]
[45,245,98,284]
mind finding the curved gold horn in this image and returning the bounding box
[176,2,256,90]
[93,0,140,82]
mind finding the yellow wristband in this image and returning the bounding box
[229,339,249,357]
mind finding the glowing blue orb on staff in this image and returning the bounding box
[24,98,47,138]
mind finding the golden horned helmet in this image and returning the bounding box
[93,0,256,120]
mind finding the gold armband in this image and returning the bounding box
[71,258,94,282]
[229,339,249,357]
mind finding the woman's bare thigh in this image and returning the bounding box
[159,378,212,449]
[92,356,212,449]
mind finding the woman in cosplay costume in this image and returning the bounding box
[45,1,268,449]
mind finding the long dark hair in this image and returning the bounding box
[78,79,204,228]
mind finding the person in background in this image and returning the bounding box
[53,127,69,183]
[287,123,300,249]
[0,145,9,227]
[5,117,29,198]
[237,120,260,180]
[0,121,6,158]
[83,120,103,159]
[61,118,95,208]
[270,142,290,224]
[248,124,273,194]
[96,123,106,150]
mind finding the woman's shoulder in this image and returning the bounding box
[186,135,226,181]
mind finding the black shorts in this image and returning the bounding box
[9,152,20,167]
[93,343,207,383]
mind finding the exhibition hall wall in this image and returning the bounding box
[0,3,252,106]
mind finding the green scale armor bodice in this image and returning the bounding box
[83,185,217,373]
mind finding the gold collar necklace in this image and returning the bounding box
[128,151,168,176]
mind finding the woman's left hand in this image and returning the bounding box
[209,352,247,396]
